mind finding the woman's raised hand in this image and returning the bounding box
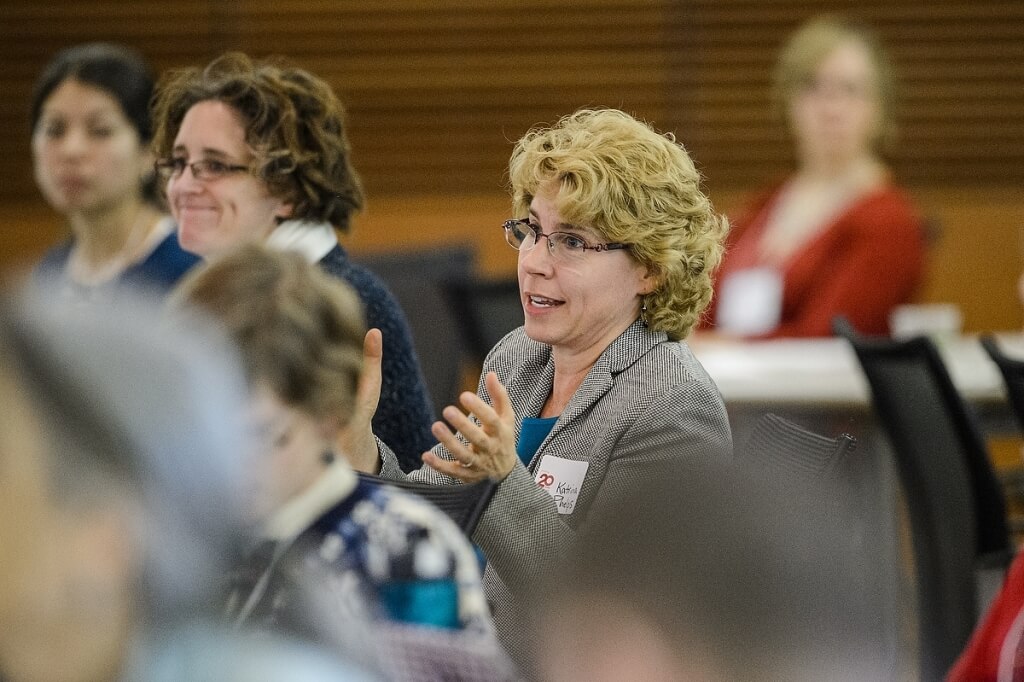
[423,372,517,483]
[338,328,383,473]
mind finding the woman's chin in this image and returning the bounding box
[523,319,561,347]
[177,228,218,259]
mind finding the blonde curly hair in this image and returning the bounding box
[508,108,729,340]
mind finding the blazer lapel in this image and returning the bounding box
[534,320,668,458]
[505,344,555,442]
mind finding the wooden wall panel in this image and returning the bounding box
[233,1,676,195]
[667,0,1024,191]
[1,1,1022,331]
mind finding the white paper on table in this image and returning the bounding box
[715,266,783,336]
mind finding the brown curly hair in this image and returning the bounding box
[508,109,729,340]
[151,52,364,232]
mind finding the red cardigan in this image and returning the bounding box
[947,552,1024,681]
[704,182,926,338]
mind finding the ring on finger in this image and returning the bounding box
[462,454,477,468]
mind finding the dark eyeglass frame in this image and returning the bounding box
[502,218,628,255]
[154,157,251,182]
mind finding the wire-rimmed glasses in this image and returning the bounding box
[154,157,251,182]
[502,218,627,262]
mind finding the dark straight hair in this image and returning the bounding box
[30,42,160,204]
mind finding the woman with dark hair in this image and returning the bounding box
[30,43,199,296]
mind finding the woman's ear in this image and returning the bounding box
[639,265,660,296]
[274,200,294,222]
[138,147,156,181]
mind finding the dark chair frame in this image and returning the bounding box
[738,412,856,482]
[356,472,497,536]
[833,316,1012,680]
[980,333,1024,433]
[442,277,522,364]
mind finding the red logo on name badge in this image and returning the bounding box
[536,472,555,488]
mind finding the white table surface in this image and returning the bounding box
[689,334,1022,408]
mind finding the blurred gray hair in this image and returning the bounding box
[2,279,253,622]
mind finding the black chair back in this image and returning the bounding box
[833,316,1011,680]
[739,412,856,482]
[980,334,1024,433]
[356,246,475,415]
[442,277,522,364]
[356,473,497,536]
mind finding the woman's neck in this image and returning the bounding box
[66,200,164,285]
[542,347,603,418]
[68,199,151,265]
[755,154,887,267]
[797,152,886,188]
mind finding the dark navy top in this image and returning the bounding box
[318,244,436,469]
[36,230,200,295]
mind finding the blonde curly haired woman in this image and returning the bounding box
[347,107,733,663]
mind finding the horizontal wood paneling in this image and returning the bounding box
[668,0,1024,190]
[1,1,1022,332]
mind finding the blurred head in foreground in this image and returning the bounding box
[0,283,252,682]
[528,460,882,682]
[173,243,365,521]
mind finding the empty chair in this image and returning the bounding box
[980,334,1024,433]
[356,473,497,536]
[356,246,475,415]
[833,316,1012,681]
[442,277,522,364]
[738,412,856,482]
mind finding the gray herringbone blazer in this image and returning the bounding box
[378,319,732,663]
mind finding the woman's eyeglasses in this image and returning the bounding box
[154,158,251,182]
[503,219,627,262]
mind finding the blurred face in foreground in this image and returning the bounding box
[0,371,135,682]
[246,383,333,522]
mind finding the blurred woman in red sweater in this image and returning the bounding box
[705,16,925,339]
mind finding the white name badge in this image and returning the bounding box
[715,266,783,336]
[534,455,589,515]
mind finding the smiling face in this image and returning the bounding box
[167,100,291,258]
[31,79,151,217]
[789,39,882,166]
[517,186,654,360]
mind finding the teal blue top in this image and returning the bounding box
[517,416,558,466]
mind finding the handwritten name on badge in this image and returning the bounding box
[534,455,589,514]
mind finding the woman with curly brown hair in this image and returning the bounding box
[346,108,733,663]
[150,52,434,469]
